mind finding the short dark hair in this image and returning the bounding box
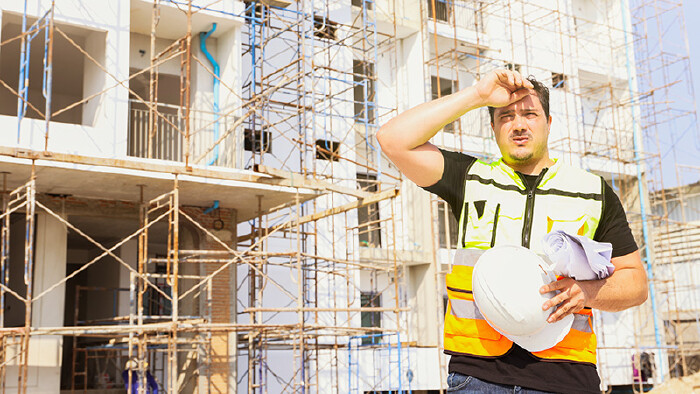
[488,75,549,123]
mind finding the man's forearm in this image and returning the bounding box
[377,86,483,154]
[541,250,648,322]
[579,267,648,312]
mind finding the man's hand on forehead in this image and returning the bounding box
[475,69,535,109]
[496,69,534,92]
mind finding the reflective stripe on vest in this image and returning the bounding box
[444,159,603,365]
[449,298,592,333]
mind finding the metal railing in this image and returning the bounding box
[127,100,241,168]
[427,0,484,32]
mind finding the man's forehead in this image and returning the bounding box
[494,93,542,114]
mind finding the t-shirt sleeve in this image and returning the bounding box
[593,180,639,258]
[420,148,476,221]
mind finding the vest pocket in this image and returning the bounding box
[444,311,502,341]
[461,201,501,249]
[445,268,502,341]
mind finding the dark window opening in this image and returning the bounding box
[3,213,29,328]
[506,63,521,73]
[552,72,567,89]
[313,15,338,40]
[352,0,373,10]
[244,3,265,22]
[361,292,381,345]
[353,60,376,124]
[431,76,457,132]
[438,201,459,248]
[245,129,272,153]
[357,173,381,247]
[145,261,172,316]
[427,0,451,22]
[315,139,340,161]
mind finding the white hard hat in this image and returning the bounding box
[125,359,138,370]
[471,245,574,352]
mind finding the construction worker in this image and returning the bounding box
[376,69,648,393]
[122,358,159,394]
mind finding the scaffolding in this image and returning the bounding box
[0,0,698,393]
[0,0,408,392]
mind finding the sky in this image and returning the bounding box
[683,1,700,109]
[680,1,700,183]
[639,0,700,187]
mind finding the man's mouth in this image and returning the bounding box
[511,135,530,145]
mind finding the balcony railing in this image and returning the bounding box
[128,100,241,168]
[427,0,484,32]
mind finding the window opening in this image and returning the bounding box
[431,75,457,132]
[315,139,340,161]
[353,60,376,124]
[438,201,459,248]
[552,72,567,89]
[357,173,381,247]
[361,292,381,345]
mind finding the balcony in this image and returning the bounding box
[425,0,489,52]
[127,100,242,168]
[427,0,484,33]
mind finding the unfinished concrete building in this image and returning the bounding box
[0,0,697,393]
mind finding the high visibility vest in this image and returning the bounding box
[444,158,604,365]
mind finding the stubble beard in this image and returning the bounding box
[508,148,534,163]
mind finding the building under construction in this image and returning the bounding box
[0,0,698,392]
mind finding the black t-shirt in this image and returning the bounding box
[423,149,639,394]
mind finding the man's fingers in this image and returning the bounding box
[542,289,568,311]
[540,279,566,294]
[510,88,531,103]
[548,303,574,323]
[513,71,523,87]
[496,70,510,84]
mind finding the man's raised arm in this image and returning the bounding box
[376,69,533,187]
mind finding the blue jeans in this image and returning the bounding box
[447,372,556,393]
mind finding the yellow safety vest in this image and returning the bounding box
[444,158,604,365]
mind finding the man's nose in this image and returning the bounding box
[513,115,527,131]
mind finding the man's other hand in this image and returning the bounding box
[475,69,534,109]
[539,278,588,323]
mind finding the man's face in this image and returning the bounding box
[491,93,552,166]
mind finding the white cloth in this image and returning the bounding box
[542,230,615,280]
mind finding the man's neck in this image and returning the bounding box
[503,156,555,176]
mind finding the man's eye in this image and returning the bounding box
[501,115,514,120]
[525,112,537,118]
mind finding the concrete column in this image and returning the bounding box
[218,25,243,169]
[82,30,107,128]
[25,212,67,393]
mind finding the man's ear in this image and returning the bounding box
[547,115,552,129]
[491,122,495,131]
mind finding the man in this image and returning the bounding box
[123,358,159,394]
[376,69,648,393]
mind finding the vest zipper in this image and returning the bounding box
[490,203,501,248]
[518,168,549,248]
